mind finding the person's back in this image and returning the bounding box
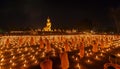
[40,58,52,69]
[60,51,69,69]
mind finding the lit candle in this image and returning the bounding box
[27,52,30,55]
[75,57,78,61]
[117,53,120,57]
[85,51,87,54]
[41,52,45,58]
[21,54,25,57]
[24,60,28,63]
[36,47,39,50]
[32,50,35,53]
[90,52,93,55]
[95,55,98,59]
[9,60,12,63]
[18,51,21,54]
[76,63,80,69]
[23,64,27,67]
[0,63,3,66]
[34,60,39,64]
[1,58,4,62]
[12,63,16,66]
[101,50,105,53]
[87,59,90,63]
[78,53,80,55]
[89,49,91,52]
[11,52,14,55]
[72,56,74,59]
[25,47,28,51]
[1,55,4,58]
[106,49,109,52]
[35,52,38,55]
[86,53,89,57]
[12,56,16,59]
[17,48,20,52]
[38,49,41,51]
[100,53,103,56]
[21,57,24,60]
[32,56,35,60]
[30,55,33,58]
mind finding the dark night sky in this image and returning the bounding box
[0,0,120,31]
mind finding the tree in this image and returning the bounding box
[110,7,120,33]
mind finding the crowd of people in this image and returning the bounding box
[0,34,120,69]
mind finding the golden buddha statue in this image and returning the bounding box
[43,17,52,31]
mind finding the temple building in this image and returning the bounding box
[43,17,52,31]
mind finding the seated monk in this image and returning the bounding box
[60,49,69,69]
[64,41,70,52]
[40,57,52,69]
[104,63,120,69]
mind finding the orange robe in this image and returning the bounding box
[46,42,51,52]
[40,59,52,69]
[79,42,84,58]
[64,42,70,52]
[60,52,69,69]
[92,41,98,53]
[30,37,34,45]
[19,37,23,45]
[40,40,44,49]
[104,63,120,69]
[6,38,9,46]
[100,39,104,49]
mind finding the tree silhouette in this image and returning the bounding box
[110,7,120,33]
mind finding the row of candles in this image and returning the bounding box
[0,47,41,69]
[70,39,120,69]
[0,35,120,69]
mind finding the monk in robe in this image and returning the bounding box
[92,40,98,53]
[40,58,52,69]
[60,51,69,69]
[64,40,70,52]
[39,38,44,49]
[51,37,55,43]
[6,38,9,46]
[45,39,51,52]
[79,42,85,59]
[19,37,23,45]
[100,39,104,49]
[30,37,34,45]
